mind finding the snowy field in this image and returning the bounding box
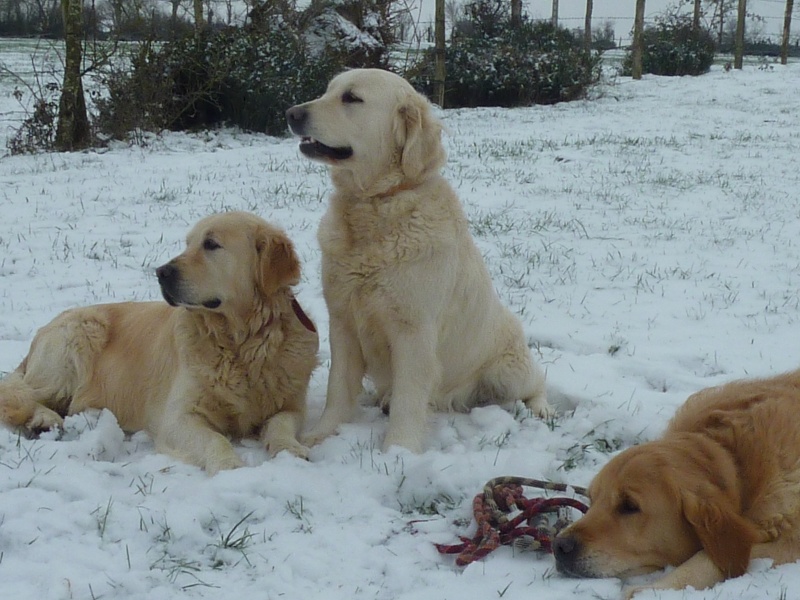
[1,54,799,600]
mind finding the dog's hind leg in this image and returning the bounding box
[0,309,108,434]
[0,326,83,433]
[480,337,551,418]
[0,370,64,433]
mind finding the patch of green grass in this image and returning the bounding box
[397,492,458,516]
[212,511,256,552]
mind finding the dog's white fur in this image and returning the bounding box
[287,68,549,453]
[0,212,319,474]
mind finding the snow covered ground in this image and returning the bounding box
[0,58,799,600]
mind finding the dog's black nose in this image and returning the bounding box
[285,106,307,133]
[156,263,176,283]
[552,534,578,561]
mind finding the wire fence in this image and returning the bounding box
[407,0,800,46]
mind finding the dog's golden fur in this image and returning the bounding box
[286,68,549,453]
[553,369,800,598]
[0,212,318,474]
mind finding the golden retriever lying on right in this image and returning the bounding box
[0,211,318,474]
[286,69,550,453]
[553,369,800,598]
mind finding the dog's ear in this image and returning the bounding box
[256,229,301,297]
[681,486,759,578]
[394,91,446,180]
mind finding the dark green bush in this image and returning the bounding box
[623,17,716,76]
[211,27,344,134]
[8,96,58,155]
[94,0,397,140]
[94,27,347,138]
[409,0,601,108]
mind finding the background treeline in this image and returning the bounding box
[0,0,200,38]
[4,0,797,155]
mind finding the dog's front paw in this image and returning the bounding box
[621,584,653,600]
[303,427,335,448]
[382,429,423,454]
[268,438,310,460]
[205,451,245,476]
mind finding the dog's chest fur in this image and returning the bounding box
[177,310,307,436]
[317,179,463,303]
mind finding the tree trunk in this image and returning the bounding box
[692,0,701,30]
[734,0,746,69]
[511,0,521,27]
[584,0,593,52]
[55,0,91,151]
[781,0,794,65]
[433,0,446,107]
[171,0,179,33]
[631,0,646,79]
[194,0,204,29]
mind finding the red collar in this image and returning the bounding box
[373,180,417,199]
[291,298,317,333]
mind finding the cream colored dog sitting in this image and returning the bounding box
[287,69,550,453]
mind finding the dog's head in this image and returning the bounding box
[286,68,446,191]
[156,211,300,315]
[553,434,759,581]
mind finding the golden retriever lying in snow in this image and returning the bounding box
[286,68,550,453]
[0,211,318,474]
[553,369,800,598]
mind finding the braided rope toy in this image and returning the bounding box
[434,476,590,566]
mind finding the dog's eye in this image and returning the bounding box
[618,496,640,515]
[203,238,221,251]
[342,91,363,104]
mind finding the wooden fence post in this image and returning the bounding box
[631,0,646,79]
[584,0,594,52]
[734,0,746,69]
[433,0,446,107]
[781,0,794,65]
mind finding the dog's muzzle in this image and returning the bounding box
[285,105,354,162]
[156,262,181,307]
[286,105,308,136]
[156,263,222,310]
